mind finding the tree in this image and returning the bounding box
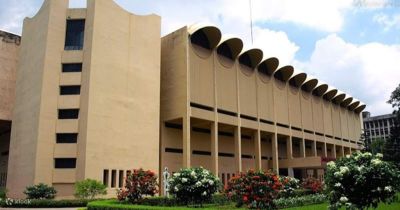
[74,179,107,199]
[325,152,400,209]
[371,138,385,155]
[361,131,372,152]
[383,83,400,168]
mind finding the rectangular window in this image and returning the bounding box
[103,170,109,187]
[56,133,78,143]
[60,85,81,95]
[111,170,116,188]
[54,158,76,169]
[118,170,124,188]
[62,63,82,73]
[58,109,79,119]
[65,19,85,50]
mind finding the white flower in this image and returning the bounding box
[340,196,348,203]
[339,166,350,174]
[202,191,207,196]
[377,187,382,192]
[174,186,179,191]
[362,152,372,158]
[376,153,383,158]
[371,159,382,165]
[327,161,336,168]
[195,181,202,187]
[203,170,209,175]
[181,178,188,183]
[384,186,392,192]
[335,183,342,187]
[191,171,196,177]
[356,166,364,171]
[174,173,180,177]
[208,180,214,185]
[346,154,350,158]
[334,172,342,178]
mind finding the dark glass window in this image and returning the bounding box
[58,109,79,119]
[60,85,81,95]
[65,19,85,50]
[56,133,78,143]
[103,170,109,186]
[62,63,82,73]
[54,158,76,168]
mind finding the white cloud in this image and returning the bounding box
[373,13,400,31]
[300,34,400,115]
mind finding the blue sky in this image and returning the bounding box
[1,0,399,116]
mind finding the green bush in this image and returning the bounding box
[75,179,107,199]
[0,198,90,208]
[325,152,400,209]
[274,194,327,209]
[225,170,282,209]
[23,183,57,199]
[0,188,7,199]
[169,167,220,206]
[117,169,158,203]
[277,189,314,198]
[279,176,300,198]
[88,199,203,210]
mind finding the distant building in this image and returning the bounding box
[363,111,396,140]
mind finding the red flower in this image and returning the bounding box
[243,195,248,202]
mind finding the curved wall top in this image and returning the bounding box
[341,95,353,107]
[188,23,222,50]
[332,91,346,104]
[313,82,329,96]
[301,76,318,92]
[289,70,307,87]
[274,65,294,82]
[238,48,263,69]
[354,103,366,113]
[217,36,243,60]
[323,87,338,101]
[348,100,360,111]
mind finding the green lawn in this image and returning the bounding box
[85,196,400,210]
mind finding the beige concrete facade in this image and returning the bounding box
[3,0,367,199]
[6,0,161,198]
[0,30,20,187]
[159,25,365,190]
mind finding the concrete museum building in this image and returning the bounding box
[0,0,366,198]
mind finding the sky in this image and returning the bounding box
[1,0,399,116]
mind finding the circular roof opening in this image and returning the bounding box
[323,87,338,101]
[332,91,346,104]
[312,83,329,96]
[257,57,279,76]
[301,77,318,92]
[189,24,221,50]
[217,37,243,60]
[354,103,366,113]
[348,100,360,111]
[341,96,353,107]
[289,70,307,87]
[274,65,294,82]
[238,48,263,69]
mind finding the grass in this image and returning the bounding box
[283,199,400,210]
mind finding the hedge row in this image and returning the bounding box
[0,198,90,208]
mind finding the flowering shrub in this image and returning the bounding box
[325,152,400,209]
[301,177,323,193]
[279,176,300,197]
[274,194,327,209]
[225,170,282,209]
[169,167,220,206]
[23,183,57,199]
[117,169,158,203]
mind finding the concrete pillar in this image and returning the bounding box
[183,116,191,167]
[341,146,345,157]
[211,122,218,175]
[300,138,306,158]
[312,140,317,157]
[288,168,294,177]
[272,132,279,174]
[323,142,328,157]
[332,144,337,158]
[286,136,293,159]
[234,127,242,172]
[254,129,262,170]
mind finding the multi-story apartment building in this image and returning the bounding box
[0,30,19,188]
[363,112,396,140]
[2,0,366,198]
